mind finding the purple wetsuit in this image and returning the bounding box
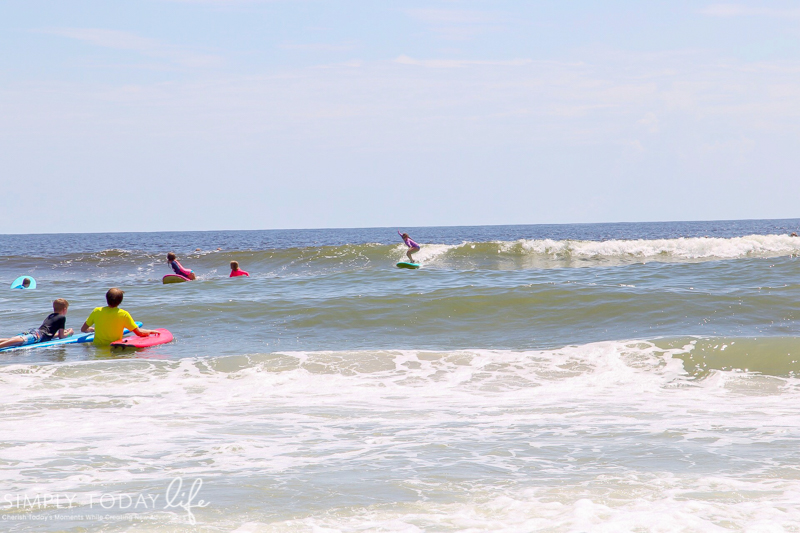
[398,231,420,249]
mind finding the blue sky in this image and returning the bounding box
[1,1,800,233]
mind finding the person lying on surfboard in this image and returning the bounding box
[398,231,421,263]
[0,299,74,349]
[81,288,160,346]
[167,252,196,280]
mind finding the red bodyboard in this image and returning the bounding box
[111,328,173,348]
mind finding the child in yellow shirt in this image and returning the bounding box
[81,288,159,345]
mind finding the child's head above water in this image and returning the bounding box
[106,288,124,308]
[53,298,69,314]
[230,261,239,271]
[21,278,30,287]
[167,252,177,262]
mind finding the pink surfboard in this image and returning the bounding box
[111,328,173,349]
[163,274,190,284]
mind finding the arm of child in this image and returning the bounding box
[133,328,160,337]
[57,328,74,339]
[82,309,97,334]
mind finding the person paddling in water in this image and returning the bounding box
[398,231,421,263]
[167,252,196,280]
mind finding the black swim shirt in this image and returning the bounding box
[38,313,67,341]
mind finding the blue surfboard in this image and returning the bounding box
[10,276,36,289]
[396,262,420,269]
[0,322,142,353]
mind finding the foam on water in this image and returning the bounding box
[236,481,800,532]
[393,234,800,267]
[3,340,800,530]
[510,233,800,259]
[404,233,800,266]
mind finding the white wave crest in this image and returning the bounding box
[403,234,800,266]
[509,234,800,260]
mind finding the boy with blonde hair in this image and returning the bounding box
[0,299,74,349]
[229,261,249,277]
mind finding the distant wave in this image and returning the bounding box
[418,234,800,263]
[2,235,800,280]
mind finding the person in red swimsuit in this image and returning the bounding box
[229,261,249,277]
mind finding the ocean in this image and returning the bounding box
[2,219,800,531]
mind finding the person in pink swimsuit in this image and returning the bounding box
[398,231,421,263]
[229,261,249,277]
[167,252,196,280]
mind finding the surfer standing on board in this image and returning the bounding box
[398,231,421,263]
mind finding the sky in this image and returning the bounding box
[1,0,800,234]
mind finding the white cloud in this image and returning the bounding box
[638,112,660,133]
[279,42,357,52]
[394,55,531,68]
[701,4,800,17]
[405,8,497,25]
[155,0,275,3]
[40,28,223,68]
[628,139,645,152]
[404,8,503,40]
[5,50,800,155]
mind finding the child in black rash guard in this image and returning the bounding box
[0,299,74,349]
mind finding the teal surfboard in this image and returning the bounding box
[0,322,142,353]
[396,262,420,269]
[10,276,36,289]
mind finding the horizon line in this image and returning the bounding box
[2,217,799,237]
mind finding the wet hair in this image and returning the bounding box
[106,288,124,307]
[230,261,239,270]
[21,278,30,287]
[167,252,177,262]
[53,299,69,312]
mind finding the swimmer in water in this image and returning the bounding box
[229,261,249,277]
[398,231,421,263]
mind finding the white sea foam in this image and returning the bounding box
[510,233,800,260]
[240,480,800,532]
[2,341,800,530]
[402,234,800,267]
[396,242,454,264]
